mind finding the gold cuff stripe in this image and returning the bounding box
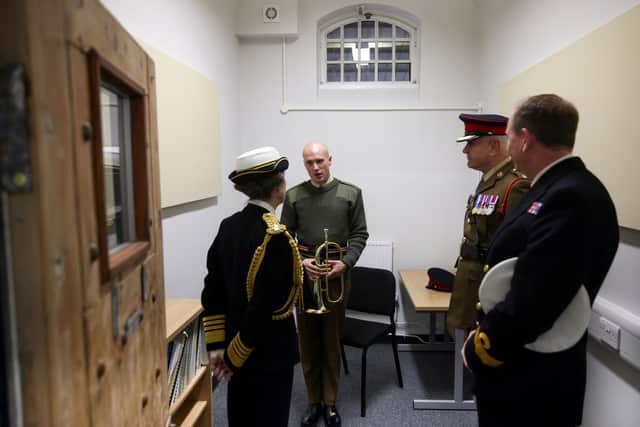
[204,330,225,344]
[204,326,225,332]
[203,314,225,322]
[473,329,504,367]
[227,334,253,368]
[203,319,225,327]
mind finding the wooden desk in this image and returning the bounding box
[400,269,451,311]
[399,269,476,411]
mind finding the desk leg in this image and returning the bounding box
[413,328,476,411]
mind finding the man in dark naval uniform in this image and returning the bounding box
[462,94,619,427]
[201,147,303,427]
[447,114,530,338]
[281,141,368,427]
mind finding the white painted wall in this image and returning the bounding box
[477,1,640,426]
[478,0,640,113]
[238,0,484,333]
[100,0,244,298]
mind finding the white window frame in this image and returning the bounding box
[319,15,418,88]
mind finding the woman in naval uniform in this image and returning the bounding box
[201,147,303,427]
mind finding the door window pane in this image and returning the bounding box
[100,86,135,251]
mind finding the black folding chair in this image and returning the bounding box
[340,266,403,417]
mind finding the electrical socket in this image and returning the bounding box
[599,316,620,350]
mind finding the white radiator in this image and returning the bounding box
[355,240,393,271]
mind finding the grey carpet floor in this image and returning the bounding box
[211,343,479,427]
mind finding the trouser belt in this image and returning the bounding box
[297,243,347,257]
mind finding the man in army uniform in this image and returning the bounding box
[447,114,530,338]
[281,141,368,427]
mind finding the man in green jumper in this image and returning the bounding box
[281,142,368,427]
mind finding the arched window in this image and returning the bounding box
[319,14,417,85]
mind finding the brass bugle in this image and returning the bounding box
[305,228,344,315]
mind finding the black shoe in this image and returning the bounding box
[324,405,341,427]
[301,403,323,427]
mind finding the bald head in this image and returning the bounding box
[302,141,332,186]
[303,141,330,158]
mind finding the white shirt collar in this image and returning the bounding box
[247,199,275,214]
[531,153,576,186]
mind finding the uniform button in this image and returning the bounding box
[467,218,471,224]
[483,264,489,273]
[497,171,503,178]
[462,237,467,243]
[476,321,480,326]
[476,302,482,311]
[458,256,464,262]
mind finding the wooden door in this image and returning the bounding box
[1,1,168,425]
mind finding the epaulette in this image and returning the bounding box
[510,168,528,179]
[336,179,361,190]
[262,212,286,234]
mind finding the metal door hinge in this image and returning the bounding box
[0,64,32,192]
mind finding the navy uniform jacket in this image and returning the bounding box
[201,204,301,374]
[464,157,619,421]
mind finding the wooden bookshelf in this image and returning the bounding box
[166,298,212,427]
[166,298,205,341]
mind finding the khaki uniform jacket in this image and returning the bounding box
[447,159,530,335]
